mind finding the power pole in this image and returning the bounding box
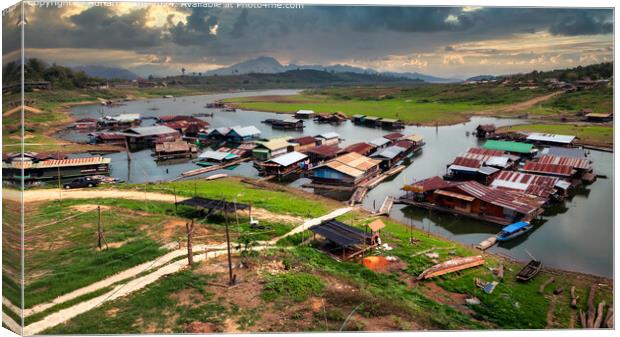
[96,205,108,250]
[224,200,235,286]
[186,219,195,266]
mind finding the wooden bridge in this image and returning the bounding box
[375,196,394,215]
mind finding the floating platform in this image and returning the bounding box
[375,196,395,215]
[476,236,497,251]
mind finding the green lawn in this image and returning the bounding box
[499,123,613,146]
[529,86,613,115]
[224,84,551,124]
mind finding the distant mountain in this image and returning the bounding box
[204,56,461,83]
[72,65,139,80]
[466,75,497,82]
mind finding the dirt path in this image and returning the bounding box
[489,91,564,114]
[14,207,349,334]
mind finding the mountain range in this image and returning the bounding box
[203,56,462,83]
[72,65,139,80]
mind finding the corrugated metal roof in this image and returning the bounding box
[521,162,574,177]
[483,140,534,154]
[537,155,591,170]
[403,176,454,193]
[491,171,559,198]
[125,125,178,137]
[455,181,545,214]
[317,132,340,140]
[104,113,140,122]
[434,189,476,202]
[467,147,505,156]
[257,137,293,151]
[541,147,587,158]
[198,151,237,161]
[295,109,315,115]
[290,136,316,145]
[526,133,575,144]
[452,157,482,168]
[383,132,404,141]
[372,146,406,160]
[401,134,424,143]
[155,140,193,153]
[11,156,111,169]
[369,137,390,147]
[315,152,380,178]
[229,125,261,138]
[267,151,307,167]
[306,144,341,157]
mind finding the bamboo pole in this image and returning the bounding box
[587,285,597,328]
[539,277,555,294]
[593,301,606,328]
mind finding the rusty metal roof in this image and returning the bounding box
[491,171,559,198]
[467,147,505,156]
[455,181,545,214]
[521,161,574,177]
[5,156,112,169]
[343,142,375,155]
[452,156,482,168]
[383,132,404,141]
[306,144,342,157]
[537,155,591,170]
[403,176,455,193]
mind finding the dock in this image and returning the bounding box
[375,196,395,215]
[363,165,405,189]
[476,236,497,251]
[349,187,368,206]
[177,158,250,179]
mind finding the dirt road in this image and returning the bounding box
[491,91,564,114]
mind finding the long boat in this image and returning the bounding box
[516,260,542,282]
[496,221,533,242]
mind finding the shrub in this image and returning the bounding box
[261,272,325,302]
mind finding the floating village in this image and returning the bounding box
[2,98,603,267]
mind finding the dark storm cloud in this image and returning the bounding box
[230,9,249,38]
[549,10,613,36]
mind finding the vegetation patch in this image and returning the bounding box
[261,272,325,302]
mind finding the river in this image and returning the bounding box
[64,89,614,277]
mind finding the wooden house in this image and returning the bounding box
[226,126,262,143]
[310,152,381,190]
[380,118,405,129]
[88,132,127,145]
[153,140,198,161]
[475,124,496,138]
[315,132,341,146]
[256,151,308,177]
[3,156,111,184]
[271,119,304,130]
[342,142,376,156]
[123,125,180,150]
[585,112,613,122]
[306,145,342,164]
[72,118,98,130]
[294,110,315,119]
[252,137,292,161]
[288,136,318,152]
[99,113,141,129]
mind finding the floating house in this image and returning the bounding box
[401,134,426,148]
[88,132,127,145]
[369,137,391,150]
[475,124,496,138]
[362,116,382,127]
[205,126,234,141]
[271,119,304,130]
[196,150,239,166]
[585,112,613,122]
[216,144,255,158]
[153,140,198,161]
[123,125,180,150]
[382,132,404,142]
[444,158,500,185]
[72,118,98,130]
[315,132,341,146]
[256,151,308,177]
[483,140,536,156]
[294,110,315,119]
[288,136,318,152]
[490,171,568,200]
[306,144,342,164]
[539,147,588,159]
[525,133,576,147]
[342,142,376,156]
[227,126,262,143]
[351,114,366,124]
[99,113,141,129]
[380,118,405,129]
[310,152,381,190]
[371,145,408,171]
[3,156,111,183]
[521,154,593,181]
[252,137,292,161]
[401,177,545,225]
[314,112,347,124]
[520,162,574,179]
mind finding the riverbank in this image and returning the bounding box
[496,123,613,151]
[3,177,613,332]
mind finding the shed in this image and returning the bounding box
[294,110,315,119]
[369,137,390,148]
[315,132,341,146]
[525,133,576,146]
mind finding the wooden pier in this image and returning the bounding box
[349,187,368,206]
[375,196,394,215]
[177,158,250,179]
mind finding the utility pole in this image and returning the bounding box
[96,204,108,250]
[224,200,235,286]
[186,219,195,266]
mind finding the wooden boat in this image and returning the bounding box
[516,260,542,282]
[416,255,485,280]
[496,221,533,242]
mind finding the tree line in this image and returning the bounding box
[2,58,104,89]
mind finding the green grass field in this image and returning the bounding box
[499,123,613,146]
[528,86,613,115]
[224,84,551,124]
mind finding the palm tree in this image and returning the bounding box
[181,67,186,76]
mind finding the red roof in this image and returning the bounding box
[306,144,341,158]
[454,181,545,214]
[522,161,574,177]
[537,155,591,170]
[404,176,455,193]
[467,147,505,156]
[491,171,559,198]
[393,140,414,150]
[452,156,482,168]
[290,136,317,145]
[343,142,375,155]
[383,132,404,141]
[97,133,126,140]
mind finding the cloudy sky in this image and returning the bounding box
[2,2,614,78]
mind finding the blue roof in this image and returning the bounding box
[501,221,529,234]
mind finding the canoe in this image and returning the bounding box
[416,255,485,280]
[516,260,542,282]
[496,221,533,242]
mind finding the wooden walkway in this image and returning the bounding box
[349,187,368,206]
[175,158,250,180]
[375,196,395,215]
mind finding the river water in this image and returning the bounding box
[64,89,614,277]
